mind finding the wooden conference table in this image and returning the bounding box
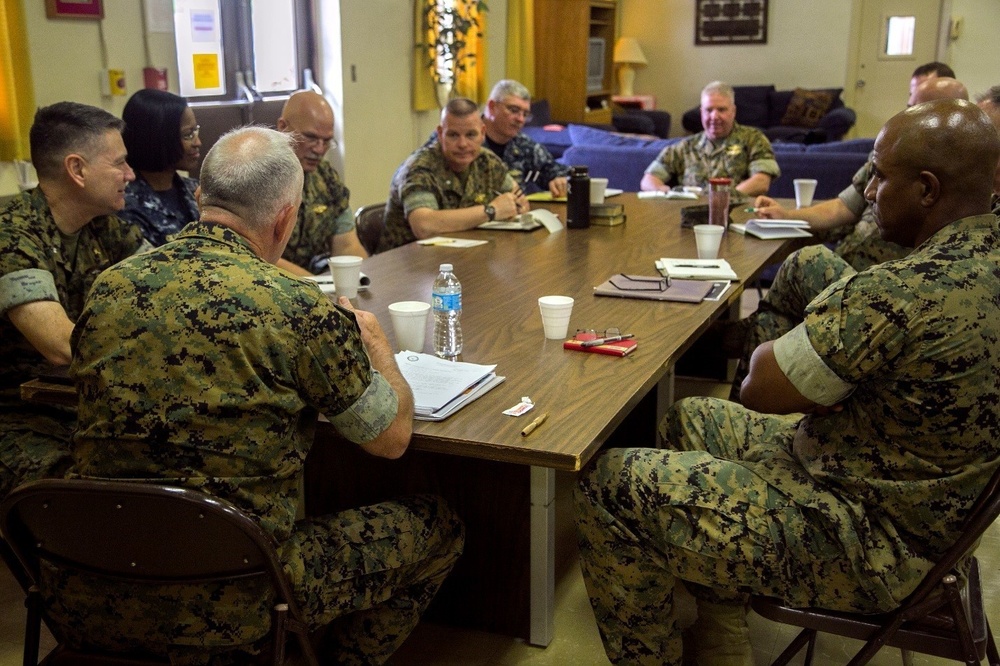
[304,194,799,645]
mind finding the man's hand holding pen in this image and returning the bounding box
[491,188,530,220]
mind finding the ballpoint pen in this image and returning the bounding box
[673,264,720,268]
[580,333,634,347]
[521,412,549,437]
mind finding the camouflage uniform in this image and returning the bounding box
[577,214,1000,665]
[63,221,464,664]
[484,133,569,193]
[283,160,354,273]
[377,144,515,252]
[120,173,199,247]
[0,188,144,498]
[644,123,780,192]
[729,158,912,399]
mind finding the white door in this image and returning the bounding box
[850,0,942,137]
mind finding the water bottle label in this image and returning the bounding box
[433,292,461,311]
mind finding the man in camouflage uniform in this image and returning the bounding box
[640,81,779,197]
[724,76,972,399]
[377,97,527,252]
[277,90,367,273]
[65,127,464,664]
[482,79,570,196]
[0,102,147,499]
[576,99,1000,666]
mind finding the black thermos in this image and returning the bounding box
[566,166,591,229]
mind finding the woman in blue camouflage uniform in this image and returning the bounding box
[120,89,201,246]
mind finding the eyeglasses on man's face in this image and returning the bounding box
[298,131,337,150]
[181,125,201,142]
[503,103,533,122]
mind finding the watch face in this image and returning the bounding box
[485,205,496,221]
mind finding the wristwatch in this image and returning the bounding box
[484,204,496,221]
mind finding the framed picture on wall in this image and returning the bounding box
[45,0,104,20]
[695,0,768,46]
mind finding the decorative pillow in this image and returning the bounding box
[780,88,835,129]
[567,124,675,151]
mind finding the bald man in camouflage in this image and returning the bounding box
[576,99,1000,666]
[276,90,368,274]
[721,76,973,399]
[63,127,464,663]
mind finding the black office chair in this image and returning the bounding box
[0,479,320,666]
[354,202,386,255]
[750,466,1000,665]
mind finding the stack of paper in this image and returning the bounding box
[657,258,738,281]
[730,219,812,239]
[395,352,505,421]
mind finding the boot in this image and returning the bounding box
[687,600,754,666]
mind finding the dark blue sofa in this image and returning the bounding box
[681,85,857,144]
[555,124,872,200]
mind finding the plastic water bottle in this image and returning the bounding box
[432,263,463,359]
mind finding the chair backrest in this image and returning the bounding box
[355,202,386,255]
[0,478,317,663]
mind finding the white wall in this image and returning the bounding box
[943,0,1000,98]
[619,0,854,136]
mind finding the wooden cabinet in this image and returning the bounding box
[534,0,617,124]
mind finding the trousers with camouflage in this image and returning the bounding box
[43,493,464,665]
[729,244,855,400]
[575,397,890,666]
[0,405,74,499]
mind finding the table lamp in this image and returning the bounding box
[613,37,647,97]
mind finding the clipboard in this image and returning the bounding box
[593,274,714,303]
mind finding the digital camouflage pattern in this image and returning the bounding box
[729,244,856,400]
[0,188,144,497]
[120,172,199,247]
[283,160,353,273]
[485,132,569,193]
[644,123,780,192]
[377,144,513,252]
[577,214,1000,664]
[728,159,980,399]
[65,220,464,662]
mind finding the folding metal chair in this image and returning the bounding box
[751,466,1000,665]
[1,478,320,665]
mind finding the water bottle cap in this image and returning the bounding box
[439,263,453,272]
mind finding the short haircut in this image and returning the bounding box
[122,89,188,172]
[976,85,1000,106]
[30,102,125,180]
[489,80,531,103]
[441,97,480,122]
[198,126,303,231]
[911,62,955,79]
[701,81,735,104]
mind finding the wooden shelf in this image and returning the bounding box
[535,0,618,124]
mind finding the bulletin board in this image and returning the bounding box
[695,0,768,45]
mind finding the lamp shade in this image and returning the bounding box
[613,37,648,66]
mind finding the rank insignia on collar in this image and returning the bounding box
[312,205,328,214]
[727,145,743,156]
